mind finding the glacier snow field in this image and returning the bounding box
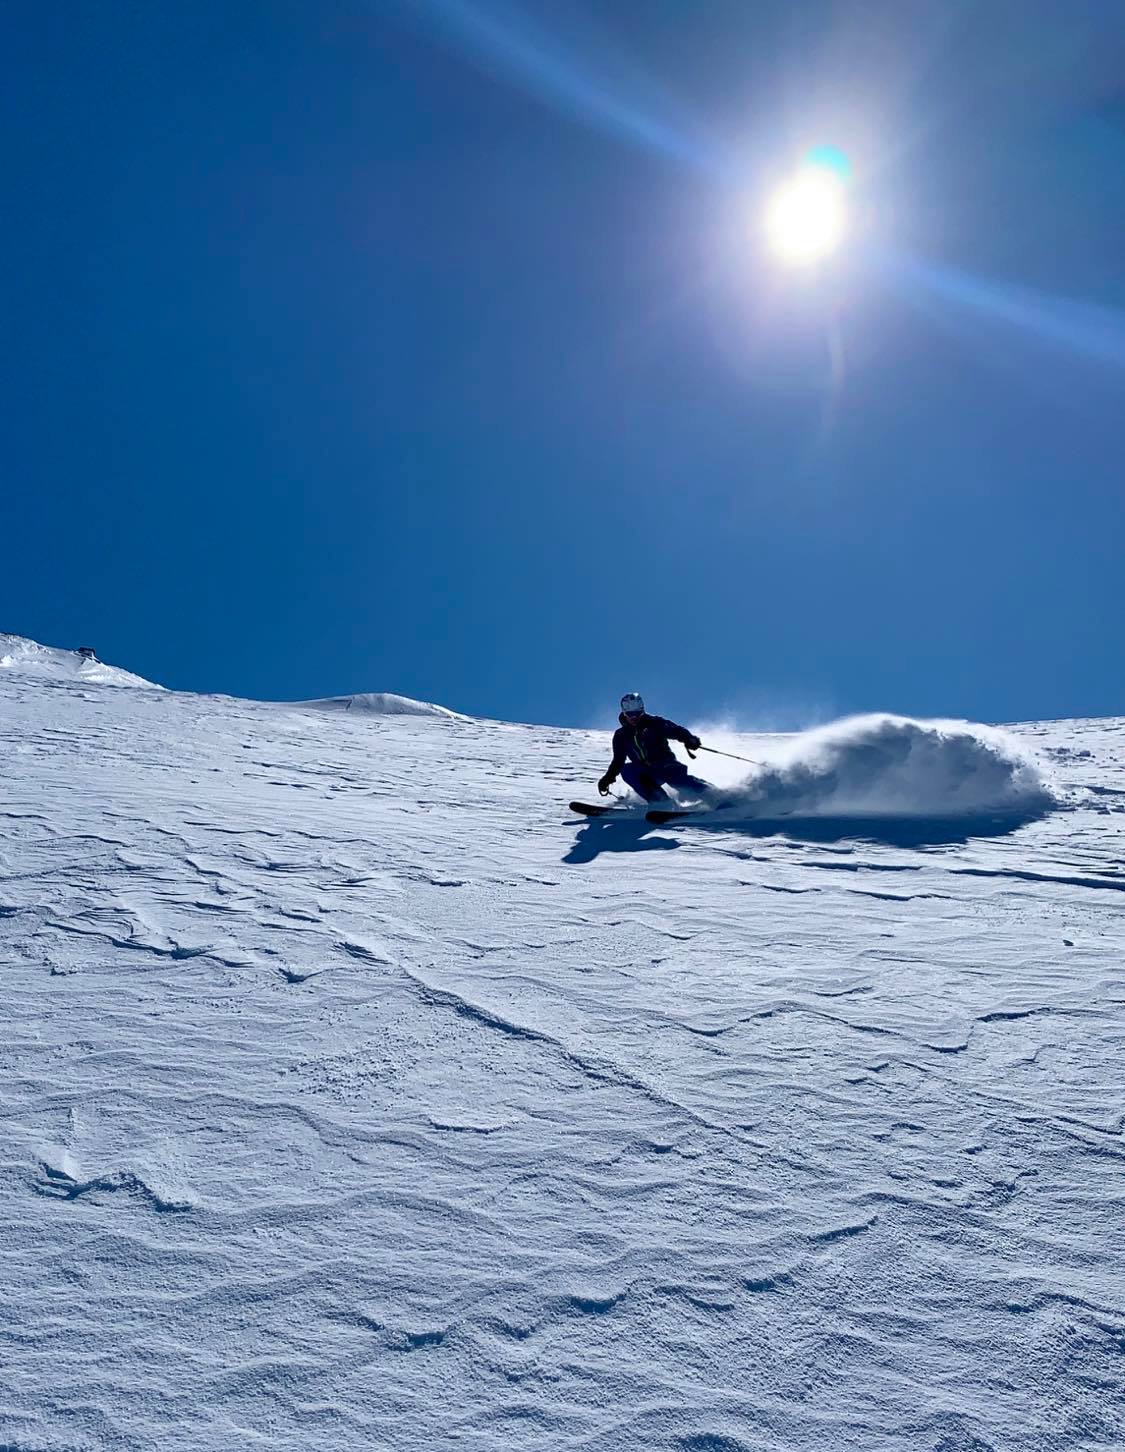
[1,658,1123,1451]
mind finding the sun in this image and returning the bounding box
[764,166,847,265]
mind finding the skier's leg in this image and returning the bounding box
[663,761,713,797]
[621,762,670,803]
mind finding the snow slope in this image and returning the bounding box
[1,658,1123,1452]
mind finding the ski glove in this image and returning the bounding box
[598,775,614,796]
[684,735,702,753]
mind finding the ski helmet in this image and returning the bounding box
[620,692,645,717]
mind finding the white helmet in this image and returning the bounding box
[620,692,645,717]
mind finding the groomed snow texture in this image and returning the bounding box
[1,648,1123,1452]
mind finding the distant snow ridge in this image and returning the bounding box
[726,714,1054,820]
[0,633,162,689]
[298,691,466,720]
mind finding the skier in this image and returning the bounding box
[598,693,713,804]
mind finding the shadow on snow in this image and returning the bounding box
[563,819,683,865]
[563,808,1047,861]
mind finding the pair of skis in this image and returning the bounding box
[568,800,703,825]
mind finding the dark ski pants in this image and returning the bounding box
[620,760,711,803]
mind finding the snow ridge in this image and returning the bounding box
[297,692,466,719]
[0,632,162,689]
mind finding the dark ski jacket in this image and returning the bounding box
[604,713,699,782]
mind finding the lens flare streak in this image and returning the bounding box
[889,254,1125,369]
[393,0,716,171]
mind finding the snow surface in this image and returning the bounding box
[2,653,1124,1452]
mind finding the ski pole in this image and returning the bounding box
[696,744,763,766]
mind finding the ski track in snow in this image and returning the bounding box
[1,671,1124,1451]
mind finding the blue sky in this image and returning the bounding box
[4,1,1124,727]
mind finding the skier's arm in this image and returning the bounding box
[656,720,699,755]
[663,717,703,752]
[599,729,628,793]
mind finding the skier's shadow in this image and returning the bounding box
[563,819,682,865]
[564,809,1047,863]
[648,811,1041,849]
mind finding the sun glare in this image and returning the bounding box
[764,167,847,265]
